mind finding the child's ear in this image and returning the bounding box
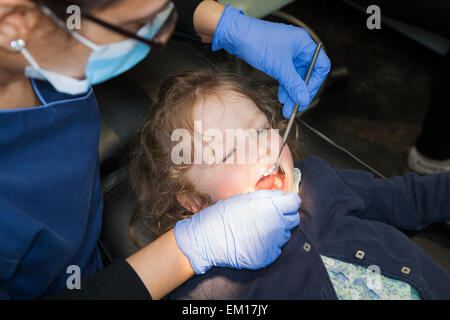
[176,193,203,213]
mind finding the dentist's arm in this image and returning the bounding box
[192,0,224,43]
[49,190,300,300]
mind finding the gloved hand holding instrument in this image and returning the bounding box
[212,5,331,119]
[265,42,324,177]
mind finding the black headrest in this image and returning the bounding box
[94,76,152,178]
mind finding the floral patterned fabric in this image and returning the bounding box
[321,255,421,300]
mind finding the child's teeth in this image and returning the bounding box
[262,163,280,178]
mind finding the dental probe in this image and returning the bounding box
[265,42,323,177]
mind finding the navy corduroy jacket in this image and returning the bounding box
[171,156,450,300]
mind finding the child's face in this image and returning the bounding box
[183,91,295,207]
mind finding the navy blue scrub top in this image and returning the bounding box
[0,79,103,299]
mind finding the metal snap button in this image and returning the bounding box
[355,250,365,259]
[401,266,411,275]
[303,242,311,252]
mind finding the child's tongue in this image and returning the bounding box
[255,173,283,191]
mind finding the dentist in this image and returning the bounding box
[0,0,329,299]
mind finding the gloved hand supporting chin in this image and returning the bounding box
[212,5,331,119]
[174,190,301,274]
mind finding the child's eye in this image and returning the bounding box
[257,128,270,135]
[222,148,236,163]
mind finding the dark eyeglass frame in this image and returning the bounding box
[81,3,178,50]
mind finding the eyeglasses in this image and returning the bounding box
[81,2,178,50]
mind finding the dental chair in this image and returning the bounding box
[95,38,450,272]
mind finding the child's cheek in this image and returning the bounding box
[212,166,250,201]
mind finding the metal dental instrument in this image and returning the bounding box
[265,42,323,177]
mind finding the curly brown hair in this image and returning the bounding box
[130,68,302,243]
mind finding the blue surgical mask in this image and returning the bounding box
[21,3,173,95]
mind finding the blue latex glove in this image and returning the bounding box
[174,190,301,274]
[212,5,331,118]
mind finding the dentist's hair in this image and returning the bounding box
[130,68,301,244]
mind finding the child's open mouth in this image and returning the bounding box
[255,165,286,191]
